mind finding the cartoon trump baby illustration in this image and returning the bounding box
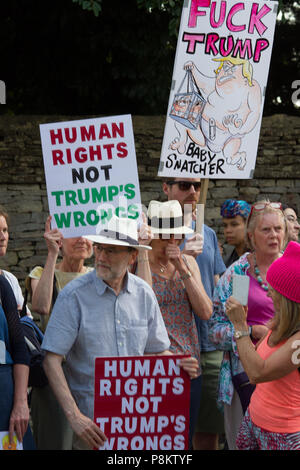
[170,56,262,171]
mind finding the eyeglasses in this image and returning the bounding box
[167,181,201,191]
[94,244,129,256]
[247,202,282,226]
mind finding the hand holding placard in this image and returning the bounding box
[94,355,191,450]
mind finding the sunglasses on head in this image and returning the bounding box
[167,181,201,191]
[247,202,282,224]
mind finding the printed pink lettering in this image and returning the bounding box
[183,33,206,53]
[248,3,271,36]
[210,1,226,28]
[205,33,219,55]
[219,35,235,57]
[226,3,246,32]
[233,38,253,59]
[253,38,269,62]
[188,0,210,28]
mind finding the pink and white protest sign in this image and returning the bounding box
[158,0,278,179]
[94,355,191,450]
[39,114,142,238]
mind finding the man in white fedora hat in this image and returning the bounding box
[41,215,174,450]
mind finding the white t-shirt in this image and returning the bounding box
[2,269,32,318]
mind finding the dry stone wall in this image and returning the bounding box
[0,113,299,287]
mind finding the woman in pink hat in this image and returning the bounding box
[226,241,300,450]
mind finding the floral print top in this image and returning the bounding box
[152,271,201,368]
[208,253,251,409]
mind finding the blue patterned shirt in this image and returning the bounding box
[208,253,250,408]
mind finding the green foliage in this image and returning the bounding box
[72,0,102,16]
[1,0,299,116]
[136,0,182,36]
[71,0,300,115]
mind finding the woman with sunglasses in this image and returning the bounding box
[226,241,300,450]
[208,200,287,449]
[137,200,212,449]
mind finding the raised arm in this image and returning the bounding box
[179,254,212,320]
[166,245,212,320]
[135,213,153,287]
[226,296,300,384]
[31,216,63,315]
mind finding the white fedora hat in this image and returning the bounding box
[147,200,194,235]
[84,215,151,250]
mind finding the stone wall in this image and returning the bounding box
[0,113,299,287]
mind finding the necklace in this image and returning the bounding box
[253,254,268,292]
[159,261,169,273]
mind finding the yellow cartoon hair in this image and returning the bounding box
[213,56,253,87]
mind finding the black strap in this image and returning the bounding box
[52,273,58,304]
[147,215,184,230]
[99,229,138,246]
[20,288,28,318]
[21,269,58,316]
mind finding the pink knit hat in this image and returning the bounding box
[266,241,300,303]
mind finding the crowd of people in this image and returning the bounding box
[0,180,299,452]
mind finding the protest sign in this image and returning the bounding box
[94,355,191,450]
[0,432,23,450]
[40,114,142,237]
[158,0,278,180]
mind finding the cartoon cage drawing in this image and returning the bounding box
[169,69,206,130]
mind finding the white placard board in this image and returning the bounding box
[158,0,278,180]
[40,115,142,237]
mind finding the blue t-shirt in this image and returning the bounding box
[182,224,225,351]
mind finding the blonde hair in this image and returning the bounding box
[246,200,287,251]
[269,289,300,345]
[213,56,253,87]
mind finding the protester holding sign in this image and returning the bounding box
[27,215,94,450]
[136,200,212,449]
[226,241,300,450]
[162,178,225,451]
[41,216,197,450]
[208,201,287,449]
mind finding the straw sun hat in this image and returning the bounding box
[147,200,194,235]
[84,214,151,250]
